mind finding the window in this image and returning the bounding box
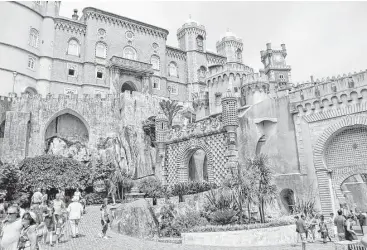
[96,67,105,79]
[98,28,106,38]
[236,48,242,61]
[279,74,284,79]
[171,84,178,95]
[126,31,134,40]
[29,28,39,48]
[198,66,206,79]
[196,35,204,51]
[169,62,178,77]
[95,42,107,58]
[67,39,79,56]
[67,63,77,77]
[123,46,136,60]
[27,56,35,70]
[153,79,160,90]
[151,55,160,70]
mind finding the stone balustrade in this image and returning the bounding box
[165,115,223,143]
[108,56,154,74]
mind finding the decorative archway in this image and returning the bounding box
[188,149,208,182]
[313,115,367,214]
[121,81,137,93]
[24,87,37,96]
[280,188,295,214]
[176,139,214,183]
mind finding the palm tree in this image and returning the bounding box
[247,154,277,223]
[159,99,183,128]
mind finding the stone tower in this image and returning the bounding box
[155,112,168,184]
[216,30,243,63]
[221,88,239,174]
[260,43,292,96]
[177,16,208,114]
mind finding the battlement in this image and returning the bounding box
[207,63,253,79]
[289,70,367,115]
[289,70,367,103]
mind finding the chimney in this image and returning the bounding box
[281,44,286,51]
[72,9,79,20]
[310,75,314,83]
[266,43,272,51]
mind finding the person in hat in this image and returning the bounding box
[18,211,38,250]
[67,196,84,238]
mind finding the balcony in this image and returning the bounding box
[108,56,154,75]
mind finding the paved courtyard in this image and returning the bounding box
[39,205,336,250]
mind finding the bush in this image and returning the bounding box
[0,163,20,201]
[156,202,179,237]
[84,192,110,205]
[138,177,164,199]
[170,181,217,198]
[209,209,237,225]
[187,216,295,233]
[18,155,92,190]
[173,208,208,235]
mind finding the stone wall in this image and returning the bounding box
[0,91,162,179]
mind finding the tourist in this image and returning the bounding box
[100,198,110,239]
[41,189,48,207]
[326,213,336,239]
[18,212,38,250]
[357,211,366,235]
[345,214,358,241]
[307,214,317,242]
[73,188,81,202]
[295,214,307,243]
[319,215,331,243]
[40,200,55,246]
[67,196,84,238]
[31,188,42,210]
[334,210,346,241]
[53,194,65,222]
[0,205,23,250]
[58,188,65,202]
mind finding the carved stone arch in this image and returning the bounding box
[24,87,38,96]
[176,139,214,183]
[42,108,90,145]
[121,81,137,93]
[313,116,367,214]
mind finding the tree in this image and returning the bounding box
[159,99,183,128]
[247,154,277,223]
[0,162,20,201]
[18,155,92,191]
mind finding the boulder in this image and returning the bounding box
[111,199,159,239]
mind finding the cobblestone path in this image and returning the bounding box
[40,205,335,250]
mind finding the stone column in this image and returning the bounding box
[109,67,120,94]
[142,75,150,94]
[2,111,31,163]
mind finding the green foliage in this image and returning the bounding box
[18,155,92,190]
[204,189,234,211]
[84,192,111,205]
[187,216,295,233]
[159,99,183,128]
[172,208,208,234]
[293,184,318,216]
[156,202,179,237]
[93,160,116,181]
[0,162,20,201]
[138,177,164,199]
[170,181,217,197]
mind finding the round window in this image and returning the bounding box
[98,28,106,37]
[152,43,159,49]
[126,31,134,40]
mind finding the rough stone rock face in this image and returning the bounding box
[111,199,159,238]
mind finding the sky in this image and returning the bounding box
[59,1,367,83]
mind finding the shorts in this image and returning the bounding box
[299,233,307,243]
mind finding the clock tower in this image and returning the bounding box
[260,43,292,94]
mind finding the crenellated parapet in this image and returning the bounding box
[165,114,223,143]
[207,63,253,80]
[206,52,226,66]
[166,46,187,61]
[289,70,367,118]
[55,18,87,35]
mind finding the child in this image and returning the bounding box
[41,200,55,246]
[54,211,67,246]
[319,215,332,243]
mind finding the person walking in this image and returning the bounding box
[334,210,346,241]
[357,211,366,235]
[17,212,38,250]
[67,197,84,238]
[326,213,336,239]
[100,198,110,239]
[0,205,23,250]
[31,188,42,210]
[319,215,331,243]
[296,214,307,243]
[73,188,81,202]
[345,214,358,241]
[41,190,48,208]
[308,214,317,243]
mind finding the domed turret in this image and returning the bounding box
[155,112,168,143]
[216,29,243,63]
[177,15,206,52]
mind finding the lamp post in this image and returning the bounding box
[167,86,171,100]
[11,71,17,97]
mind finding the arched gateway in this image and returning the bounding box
[313,116,367,214]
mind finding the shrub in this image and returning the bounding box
[173,208,208,235]
[0,163,20,201]
[209,209,237,225]
[84,192,110,205]
[138,177,164,199]
[156,202,179,237]
[18,155,92,191]
[170,181,217,200]
[187,216,295,233]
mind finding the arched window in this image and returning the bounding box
[95,42,107,58]
[123,46,136,60]
[169,62,178,77]
[68,39,80,56]
[198,66,206,79]
[236,48,242,61]
[151,55,160,70]
[29,28,39,48]
[27,56,35,70]
[196,35,204,51]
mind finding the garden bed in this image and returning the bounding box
[182,224,297,247]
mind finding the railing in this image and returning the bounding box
[109,56,153,74]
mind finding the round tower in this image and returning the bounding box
[216,29,243,63]
[177,16,206,52]
[155,112,168,144]
[155,112,168,185]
